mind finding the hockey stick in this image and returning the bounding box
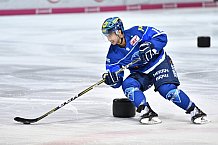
[14,59,140,124]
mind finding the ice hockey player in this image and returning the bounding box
[101,17,209,124]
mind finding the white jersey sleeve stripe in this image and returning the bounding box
[152,31,166,38]
[143,51,166,74]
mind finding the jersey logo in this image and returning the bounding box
[130,35,140,46]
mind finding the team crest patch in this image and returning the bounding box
[130,35,140,46]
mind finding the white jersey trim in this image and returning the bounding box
[107,44,138,67]
[152,31,166,38]
[143,51,166,74]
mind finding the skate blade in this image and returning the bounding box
[193,116,210,124]
[140,117,162,125]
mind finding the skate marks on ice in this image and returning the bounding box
[0,7,218,145]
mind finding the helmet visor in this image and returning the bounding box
[102,28,115,36]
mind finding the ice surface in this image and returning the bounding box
[0,7,218,145]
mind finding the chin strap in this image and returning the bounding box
[118,37,124,45]
[115,30,125,46]
[117,36,125,47]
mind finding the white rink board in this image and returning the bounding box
[0,0,213,9]
[126,0,212,4]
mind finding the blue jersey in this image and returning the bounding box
[105,26,167,88]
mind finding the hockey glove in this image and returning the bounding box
[102,71,119,86]
[139,42,158,63]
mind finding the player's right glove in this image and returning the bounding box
[139,42,158,63]
[102,71,119,86]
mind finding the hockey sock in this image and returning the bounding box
[122,77,148,108]
[124,87,147,108]
[158,84,195,110]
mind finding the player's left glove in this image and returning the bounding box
[139,42,158,63]
[102,71,119,86]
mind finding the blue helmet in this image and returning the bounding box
[102,17,124,36]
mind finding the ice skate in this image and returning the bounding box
[137,103,162,125]
[190,106,210,124]
[186,106,210,124]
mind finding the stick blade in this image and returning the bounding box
[14,117,38,124]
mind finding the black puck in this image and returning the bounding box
[197,36,211,47]
[113,98,135,118]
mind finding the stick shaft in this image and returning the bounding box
[14,59,140,124]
